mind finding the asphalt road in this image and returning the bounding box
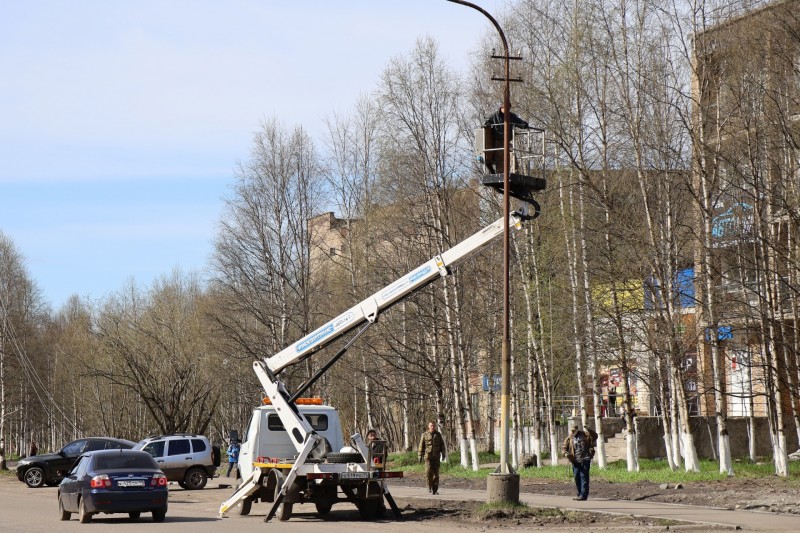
[4,473,800,532]
[0,475,418,533]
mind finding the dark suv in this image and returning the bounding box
[16,437,136,488]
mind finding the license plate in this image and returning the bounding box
[339,472,369,480]
[117,480,145,487]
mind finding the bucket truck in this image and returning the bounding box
[219,206,534,522]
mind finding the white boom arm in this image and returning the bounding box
[265,208,529,375]
[241,208,529,521]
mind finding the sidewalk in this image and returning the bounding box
[388,484,800,532]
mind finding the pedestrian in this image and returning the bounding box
[0,438,6,470]
[562,419,596,501]
[226,440,240,478]
[29,440,38,457]
[608,388,617,416]
[417,421,446,495]
[366,429,386,466]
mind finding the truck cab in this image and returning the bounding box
[239,402,345,482]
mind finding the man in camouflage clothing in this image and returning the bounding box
[418,421,446,494]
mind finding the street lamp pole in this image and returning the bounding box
[445,1,517,498]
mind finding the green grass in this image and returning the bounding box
[525,458,800,484]
[478,500,530,512]
[388,452,800,485]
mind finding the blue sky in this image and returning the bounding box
[0,0,498,310]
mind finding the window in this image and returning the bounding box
[94,453,157,470]
[84,439,107,452]
[191,439,207,453]
[107,440,129,450]
[470,393,481,419]
[68,456,84,476]
[167,439,191,456]
[268,413,329,431]
[141,441,165,459]
[61,440,87,457]
[305,414,329,431]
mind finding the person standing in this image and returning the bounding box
[29,440,38,457]
[608,388,617,416]
[417,421,446,495]
[226,440,240,478]
[482,104,530,174]
[562,420,596,501]
[0,438,6,470]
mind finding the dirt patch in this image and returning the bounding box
[394,471,800,515]
[395,497,707,530]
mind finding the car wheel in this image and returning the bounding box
[58,495,71,521]
[315,502,332,515]
[177,480,187,489]
[78,498,92,523]
[183,467,208,490]
[152,508,167,522]
[129,511,140,521]
[24,467,45,488]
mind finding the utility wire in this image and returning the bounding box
[0,293,80,433]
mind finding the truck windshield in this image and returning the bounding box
[268,413,328,431]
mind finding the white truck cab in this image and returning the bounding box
[239,402,345,482]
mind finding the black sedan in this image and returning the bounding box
[17,437,135,488]
[57,449,168,523]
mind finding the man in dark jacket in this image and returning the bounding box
[418,421,446,495]
[482,104,529,174]
[561,420,596,501]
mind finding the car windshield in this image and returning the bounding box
[94,454,157,471]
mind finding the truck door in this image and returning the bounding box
[238,411,261,481]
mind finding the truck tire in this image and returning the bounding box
[238,496,253,515]
[272,473,293,521]
[325,452,363,464]
[315,502,332,515]
[357,499,380,520]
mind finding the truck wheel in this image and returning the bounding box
[273,485,293,520]
[272,471,293,521]
[238,496,253,516]
[357,499,380,520]
[24,467,45,488]
[183,467,208,490]
[325,452,363,464]
[315,502,332,515]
